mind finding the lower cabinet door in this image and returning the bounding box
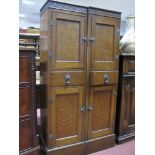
[87,85,117,140]
[48,87,84,148]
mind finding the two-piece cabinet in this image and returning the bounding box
[40,1,121,154]
[19,48,40,155]
[115,55,135,143]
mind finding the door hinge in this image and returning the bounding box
[115,55,119,60]
[113,91,117,96]
[82,36,88,42]
[49,21,54,26]
[48,51,53,60]
[48,97,53,104]
[48,134,54,140]
[117,28,120,33]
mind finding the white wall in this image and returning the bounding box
[19,0,135,35]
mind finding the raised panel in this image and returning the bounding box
[19,87,31,117]
[49,87,84,147]
[56,19,80,61]
[121,79,130,130]
[95,24,114,61]
[51,11,86,69]
[19,56,31,83]
[128,80,135,126]
[90,15,120,70]
[56,93,79,138]
[91,90,111,131]
[88,86,116,139]
[19,119,33,152]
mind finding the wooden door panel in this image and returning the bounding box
[19,119,33,151]
[121,78,135,130]
[90,15,120,70]
[50,11,86,69]
[19,56,31,83]
[88,86,116,139]
[19,87,31,117]
[48,87,84,147]
[128,79,135,126]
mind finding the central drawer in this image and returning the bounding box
[50,71,84,86]
[123,57,135,74]
[90,71,118,86]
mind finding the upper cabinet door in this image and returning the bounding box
[89,15,120,70]
[49,10,87,69]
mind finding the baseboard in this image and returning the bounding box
[19,146,40,155]
[116,132,135,144]
[40,134,116,155]
[85,134,115,154]
[40,137,85,155]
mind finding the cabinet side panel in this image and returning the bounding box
[40,9,49,144]
[40,10,49,64]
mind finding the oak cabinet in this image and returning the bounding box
[19,49,40,155]
[40,1,121,154]
[115,55,135,143]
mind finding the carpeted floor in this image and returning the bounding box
[90,140,135,155]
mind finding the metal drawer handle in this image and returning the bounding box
[103,74,109,85]
[64,74,71,85]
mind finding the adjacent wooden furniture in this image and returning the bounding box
[19,48,40,155]
[40,1,121,154]
[115,54,135,143]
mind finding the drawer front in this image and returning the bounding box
[19,87,32,117]
[50,71,84,86]
[19,119,33,152]
[90,71,118,86]
[123,58,135,74]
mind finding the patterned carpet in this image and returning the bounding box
[90,140,135,155]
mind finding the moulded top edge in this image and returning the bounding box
[40,0,88,14]
[40,0,121,17]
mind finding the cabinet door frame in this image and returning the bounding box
[87,86,117,140]
[88,14,120,70]
[48,87,84,147]
[49,9,87,69]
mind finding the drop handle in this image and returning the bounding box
[64,74,71,85]
[103,74,109,85]
[87,105,93,111]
